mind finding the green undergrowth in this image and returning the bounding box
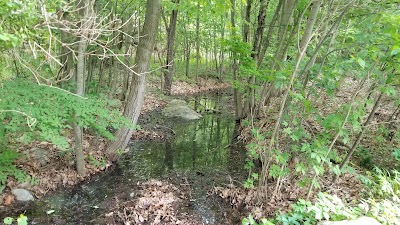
[243,168,400,225]
[0,79,135,191]
[0,148,34,193]
[0,79,133,150]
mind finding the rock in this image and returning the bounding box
[108,99,122,109]
[317,217,382,225]
[27,147,49,166]
[11,189,34,202]
[162,99,202,121]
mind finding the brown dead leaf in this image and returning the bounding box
[3,194,14,205]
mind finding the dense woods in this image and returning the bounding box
[0,0,399,224]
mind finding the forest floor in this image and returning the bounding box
[214,78,400,220]
[0,77,230,210]
[1,77,398,224]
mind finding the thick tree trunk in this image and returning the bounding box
[106,0,161,159]
[163,0,180,95]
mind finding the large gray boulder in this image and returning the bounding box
[162,99,202,120]
[11,189,34,202]
[317,217,382,225]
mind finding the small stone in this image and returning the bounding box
[11,189,34,202]
[129,192,135,198]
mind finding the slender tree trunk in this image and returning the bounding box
[213,21,219,72]
[230,0,242,120]
[106,0,161,159]
[184,12,191,77]
[185,43,191,77]
[163,0,180,95]
[108,58,119,99]
[195,1,200,82]
[258,0,281,67]
[219,14,225,79]
[333,93,383,183]
[301,2,352,89]
[243,0,252,43]
[73,0,92,176]
[97,60,105,93]
[247,0,269,116]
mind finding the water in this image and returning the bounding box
[0,92,245,224]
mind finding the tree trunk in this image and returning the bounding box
[243,0,252,43]
[247,0,269,116]
[106,0,161,159]
[58,10,75,84]
[163,0,180,95]
[333,93,383,183]
[219,14,225,79]
[108,58,119,99]
[230,0,243,120]
[195,1,200,82]
[258,0,281,67]
[184,12,191,77]
[73,0,92,176]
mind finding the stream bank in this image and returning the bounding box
[1,90,247,224]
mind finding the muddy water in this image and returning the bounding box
[1,92,245,224]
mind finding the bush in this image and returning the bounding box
[0,148,31,193]
[0,79,133,149]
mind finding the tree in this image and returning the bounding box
[163,0,180,95]
[106,0,161,159]
[72,0,94,176]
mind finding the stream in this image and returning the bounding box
[1,91,246,224]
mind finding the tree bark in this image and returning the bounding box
[230,0,243,121]
[106,0,161,159]
[73,0,93,176]
[247,0,269,116]
[163,0,180,95]
[243,0,252,43]
[195,1,200,82]
[257,0,281,67]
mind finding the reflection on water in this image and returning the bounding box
[126,113,235,178]
[0,92,245,224]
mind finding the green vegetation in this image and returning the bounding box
[0,0,399,224]
[3,214,28,225]
[244,168,400,225]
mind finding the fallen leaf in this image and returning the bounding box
[3,195,14,205]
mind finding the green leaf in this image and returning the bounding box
[391,46,400,56]
[17,214,28,225]
[3,217,14,225]
[356,58,366,68]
